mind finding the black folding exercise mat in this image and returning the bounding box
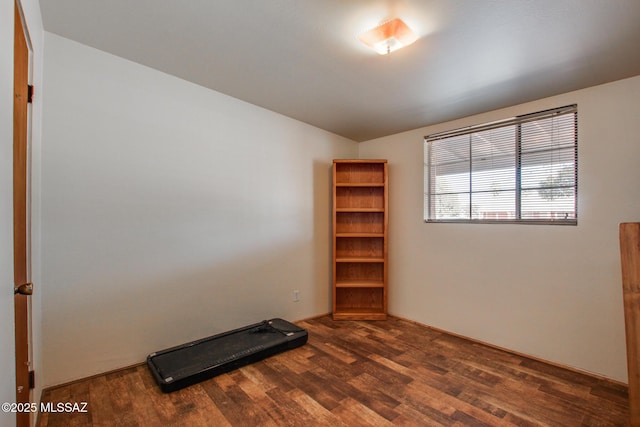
[147,318,308,392]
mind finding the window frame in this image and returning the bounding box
[424,104,578,225]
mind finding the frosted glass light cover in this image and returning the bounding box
[359,18,417,55]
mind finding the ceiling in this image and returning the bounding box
[39,0,640,142]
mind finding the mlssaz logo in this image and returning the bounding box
[40,401,88,413]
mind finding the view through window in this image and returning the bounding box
[424,105,577,224]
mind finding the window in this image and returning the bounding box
[424,105,577,224]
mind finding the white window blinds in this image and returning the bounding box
[424,105,577,224]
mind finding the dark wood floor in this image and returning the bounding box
[38,315,629,426]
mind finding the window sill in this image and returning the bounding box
[423,219,577,226]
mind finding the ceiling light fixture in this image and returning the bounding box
[358,18,417,55]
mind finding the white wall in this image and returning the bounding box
[359,75,640,382]
[41,33,357,387]
[1,0,17,424]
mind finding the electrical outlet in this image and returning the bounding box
[293,290,300,302]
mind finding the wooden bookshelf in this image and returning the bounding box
[332,160,388,320]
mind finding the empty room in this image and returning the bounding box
[3,0,640,426]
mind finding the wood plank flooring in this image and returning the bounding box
[37,315,629,426]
